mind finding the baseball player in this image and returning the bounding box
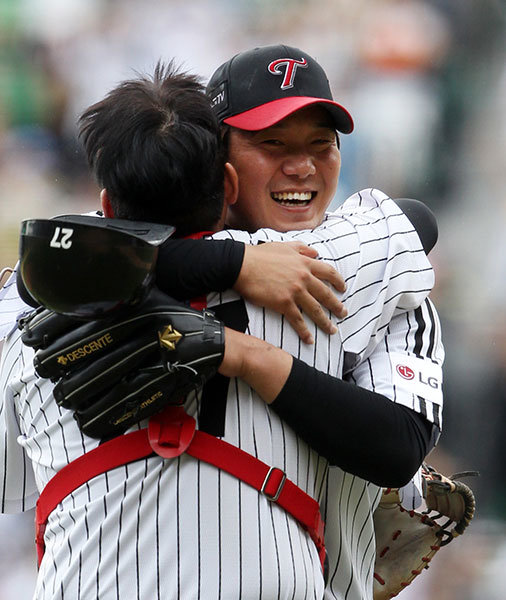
[204,45,443,599]
[0,57,442,600]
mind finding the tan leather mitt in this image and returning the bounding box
[373,462,476,600]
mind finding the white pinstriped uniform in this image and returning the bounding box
[0,189,443,600]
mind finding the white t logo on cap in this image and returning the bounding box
[268,58,308,90]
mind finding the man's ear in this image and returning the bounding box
[224,162,238,207]
[100,189,115,218]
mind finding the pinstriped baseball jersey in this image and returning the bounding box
[0,189,443,600]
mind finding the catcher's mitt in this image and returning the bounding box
[20,287,225,439]
[373,463,477,600]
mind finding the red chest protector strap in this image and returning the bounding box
[35,406,325,569]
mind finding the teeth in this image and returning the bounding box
[272,192,312,201]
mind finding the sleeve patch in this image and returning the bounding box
[390,352,442,406]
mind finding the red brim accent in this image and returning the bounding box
[223,96,354,133]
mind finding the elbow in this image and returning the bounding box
[373,469,417,489]
[368,472,417,488]
[366,451,423,489]
[327,453,421,488]
[366,409,431,488]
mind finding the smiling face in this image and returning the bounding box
[225,105,341,233]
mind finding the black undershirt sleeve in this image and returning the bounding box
[271,357,433,488]
[155,238,245,300]
[394,198,438,255]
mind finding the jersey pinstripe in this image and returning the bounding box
[0,272,31,339]
[0,189,443,600]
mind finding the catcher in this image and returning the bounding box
[1,59,475,599]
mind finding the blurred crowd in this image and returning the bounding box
[1,0,505,598]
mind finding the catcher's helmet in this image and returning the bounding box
[19,215,174,318]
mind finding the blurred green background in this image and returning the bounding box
[1,1,505,598]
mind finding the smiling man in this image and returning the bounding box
[207,44,444,600]
[224,105,341,233]
[208,44,353,234]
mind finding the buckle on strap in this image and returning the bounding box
[261,467,286,502]
[148,406,196,459]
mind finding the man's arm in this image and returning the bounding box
[155,237,346,344]
[218,325,434,488]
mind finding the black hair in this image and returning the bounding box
[79,61,225,236]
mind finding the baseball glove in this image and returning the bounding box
[373,463,477,600]
[20,287,225,439]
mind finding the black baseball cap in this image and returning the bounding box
[207,44,353,133]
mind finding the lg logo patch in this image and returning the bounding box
[396,364,415,380]
[391,352,443,406]
[395,361,440,390]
